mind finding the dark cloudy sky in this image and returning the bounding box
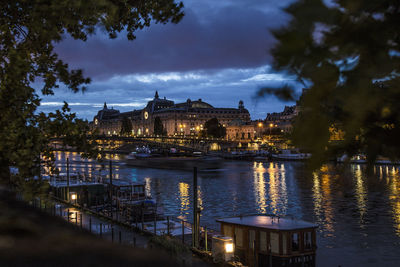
[38,0,300,120]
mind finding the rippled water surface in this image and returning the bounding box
[54,152,400,266]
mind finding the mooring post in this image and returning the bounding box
[133,236,136,247]
[154,216,156,235]
[89,217,92,233]
[192,166,198,248]
[67,209,70,222]
[100,223,103,237]
[67,157,70,202]
[112,227,114,242]
[182,220,185,244]
[119,230,122,244]
[80,213,82,229]
[205,227,208,251]
[167,216,170,235]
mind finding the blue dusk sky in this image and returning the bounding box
[38,0,301,121]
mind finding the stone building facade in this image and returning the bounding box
[265,105,299,133]
[91,91,251,137]
[225,119,256,141]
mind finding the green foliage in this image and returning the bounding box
[0,0,184,186]
[120,116,133,136]
[202,118,226,138]
[153,117,164,136]
[265,0,400,167]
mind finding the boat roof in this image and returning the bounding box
[49,181,103,188]
[108,180,145,187]
[216,215,317,231]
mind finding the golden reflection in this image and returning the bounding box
[267,162,279,214]
[388,170,400,236]
[280,163,288,213]
[197,186,203,210]
[145,177,151,197]
[354,165,367,224]
[312,166,335,233]
[253,162,267,213]
[312,172,322,218]
[179,182,190,216]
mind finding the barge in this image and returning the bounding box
[216,215,317,267]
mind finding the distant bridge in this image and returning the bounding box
[50,135,242,154]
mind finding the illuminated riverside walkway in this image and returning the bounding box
[28,197,212,266]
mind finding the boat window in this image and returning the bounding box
[282,232,287,254]
[292,233,299,252]
[259,231,267,252]
[223,225,233,238]
[270,232,279,253]
[304,232,312,250]
[235,227,243,247]
[249,229,256,250]
[134,186,144,193]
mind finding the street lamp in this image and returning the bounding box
[269,123,274,136]
[70,192,77,204]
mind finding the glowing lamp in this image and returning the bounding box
[225,242,234,253]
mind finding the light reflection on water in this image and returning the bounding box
[354,165,367,226]
[178,182,190,218]
[52,152,400,266]
[253,162,267,213]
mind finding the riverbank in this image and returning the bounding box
[0,188,210,267]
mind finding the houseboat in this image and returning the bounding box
[49,181,106,207]
[216,215,317,267]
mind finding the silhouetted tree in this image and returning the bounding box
[120,116,133,136]
[153,117,165,136]
[202,118,226,138]
[0,1,184,186]
[260,0,400,167]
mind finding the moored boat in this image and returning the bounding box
[271,149,311,161]
[216,214,317,266]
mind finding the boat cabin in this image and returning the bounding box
[216,215,317,267]
[49,181,105,207]
[110,181,146,202]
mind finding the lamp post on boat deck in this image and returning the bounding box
[67,157,70,202]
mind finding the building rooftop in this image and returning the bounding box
[216,215,317,231]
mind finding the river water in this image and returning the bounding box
[53,151,400,266]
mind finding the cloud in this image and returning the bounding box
[38,1,300,121]
[54,0,293,79]
[38,64,301,120]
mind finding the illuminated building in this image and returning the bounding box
[91,91,250,136]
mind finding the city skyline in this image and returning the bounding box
[36,0,301,120]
